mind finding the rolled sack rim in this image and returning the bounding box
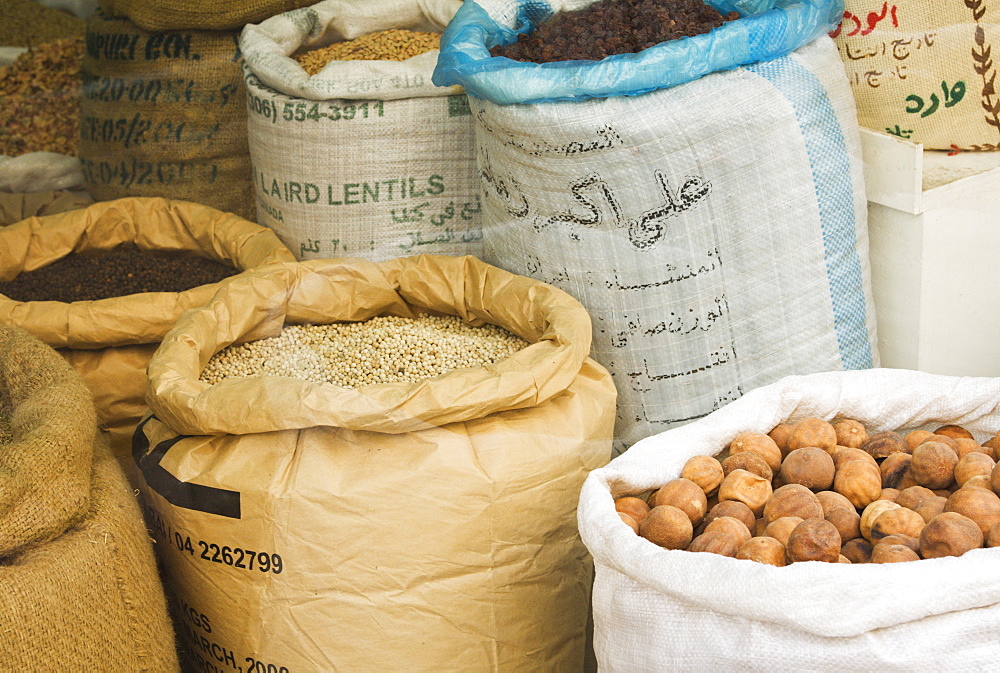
[431,0,844,104]
[145,254,597,435]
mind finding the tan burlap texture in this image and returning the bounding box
[98,0,315,31]
[0,323,179,672]
[0,190,93,227]
[79,10,256,219]
[136,254,617,672]
[0,196,296,470]
[833,0,1000,150]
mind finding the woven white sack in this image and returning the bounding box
[240,0,483,261]
[477,36,878,454]
[0,153,85,193]
[579,368,1000,672]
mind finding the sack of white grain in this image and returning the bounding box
[79,10,256,219]
[134,254,617,672]
[0,323,178,672]
[832,0,1000,150]
[0,197,295,472]
[434,0,879,455]
[239,0,483,261]
[579,368,1000,671]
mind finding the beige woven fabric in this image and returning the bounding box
[79,11,255,218]
[0,324,179,671]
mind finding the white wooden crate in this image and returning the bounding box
[862,128,1000,376]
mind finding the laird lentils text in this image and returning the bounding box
[200,314,530,388]
[294,29,441,75]
[0,243,240,302]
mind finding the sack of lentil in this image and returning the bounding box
[0,189,92,226]
[0,323,179,672]
[831,0,1000,150]
[434,0,878,455]
[239,0,483,261]
[79,10,256,219]
[134,254,617,672]
[579,368,1000,671]
[0,196,295,471]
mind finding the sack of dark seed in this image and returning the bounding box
[0,196,296,474]
[433,0,877,456]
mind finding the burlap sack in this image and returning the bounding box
[98,0,315,32]
[0,189,93,226]
[833,0,1000,150]
[240,0,481,262]
[136,254,617,672]
[0,196,296,469]
[79,10,255,219]
[0,323,178,672]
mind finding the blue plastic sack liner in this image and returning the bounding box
[432,0,844,104]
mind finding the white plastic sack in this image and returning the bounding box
[476,36,878,453]
[0,153,85,193]
[240,0,482,261]
[579,368,1000,672]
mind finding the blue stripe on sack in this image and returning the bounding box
[746,55,874,370]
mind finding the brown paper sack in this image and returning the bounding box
[0,323,179,672]
[833,0,1000,150]
[135,254,617,673]
[0,190,93,226]
[0,196,296,471]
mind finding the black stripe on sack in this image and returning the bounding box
[132,415,241,519]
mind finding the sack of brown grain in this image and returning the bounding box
[0,196,295,472]
[79,10,255,219]
[135,254,617,672]
[0,323,178,672]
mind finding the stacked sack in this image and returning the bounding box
[0,323,178,671]
[79,8,257,218]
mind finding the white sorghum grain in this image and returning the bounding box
[200,314,530,388]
